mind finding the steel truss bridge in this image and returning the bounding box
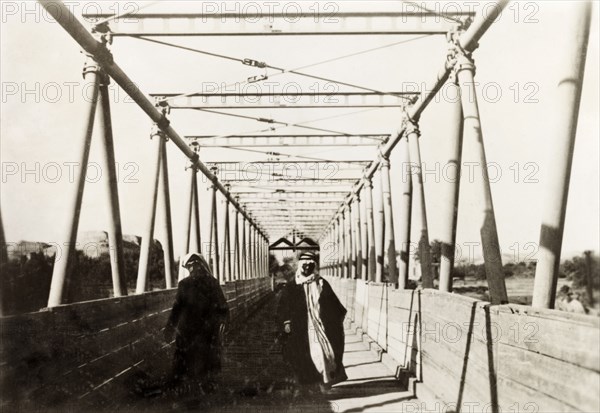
[0,1,598,412]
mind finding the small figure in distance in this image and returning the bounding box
[277,251,347,394]
[164,252,228,394]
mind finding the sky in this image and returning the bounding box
[1,0,599,267]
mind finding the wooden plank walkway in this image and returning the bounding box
[127,291,417,412]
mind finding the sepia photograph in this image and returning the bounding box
[1,1,598,411]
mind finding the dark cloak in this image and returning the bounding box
[277,277,347,385]
[165,271,228,381]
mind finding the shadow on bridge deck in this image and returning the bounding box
[128,293,415,412]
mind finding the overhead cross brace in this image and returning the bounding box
[233,191,350,199]
[152,92,415,109]
[83,12,473,36]
[192,135,386,147]
[230,190,351,195]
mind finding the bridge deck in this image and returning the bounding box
[129,292,415,412]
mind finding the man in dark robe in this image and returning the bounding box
[277,252,347,391]
[164,253,228,390]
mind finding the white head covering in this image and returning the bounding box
[181,252,202,267]
[180,252,213,277]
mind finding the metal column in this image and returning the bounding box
[365,178,376,281]
[190,171,202,254]
[360,191,369,280]
[241,215,247,279]
[354,197,363,280]
[533,2,592,308]
[178,163,195,282]
[209,184,221,282]
[406,120,433,288]
[333,220,339,277]
[222,197,231,282]
[251,227,256,278]
[438,86,464,292]
[347,204,355,279]
[380,156,398,284]
[136,130,164,293]
[158,133,175,289]
[233,208,240,281]
[374,170,385,283]
[340,212,347,278]
[398,136,412,288]
[97,76,127,296]
[182,165,194,254]
[455,52,508,304]
[48,56,100,307]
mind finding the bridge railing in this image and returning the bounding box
[328,277,600,412]
[0,277,270,410]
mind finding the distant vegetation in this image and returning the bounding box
[0,247,170,316]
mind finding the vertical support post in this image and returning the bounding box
[222,196,231,282]
[331,217,341,278]
[347,203,354,279]
[532,2,592,309]
[247,224,253,278]
[97,78,127,296]
[330,228,336,277]
[48,56,100,307]
[455,51,508,304]
[335,218,341,277]
[178,163,195,282]
[191,171,202,254]
[340,212,347,278]
[406,119,433,288]
[251,226,256,278]
[259,235,262,278]
[262,235,266,277]
[182,165,194,254]
[241,214,247,279]
[136,129,164,293]
[398,136,413,288]
[292,229,297,253]
[364,178,377,282]
[158,134,175,289]
[438,85,464,293]
[354,196,363,280]
[254,228,257,278]
[259,235,263,277]
[210,184,221,282]
[380,155,398,284]
[262,236,266,277]
[375,170,385,283]
[328,229,335,277]
[233,208,240,281]
[360,190,369,280]
[255,229,259,278]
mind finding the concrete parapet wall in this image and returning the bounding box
[327,277,600,413]
[0,277,271,410]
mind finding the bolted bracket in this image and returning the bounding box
[154,98,171,130]
[402,112,421,138]
[82,53,101,79]
[446,29,476,79]
[379,156,390,169]
[149,122,166,141]
[89,23,114,68]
